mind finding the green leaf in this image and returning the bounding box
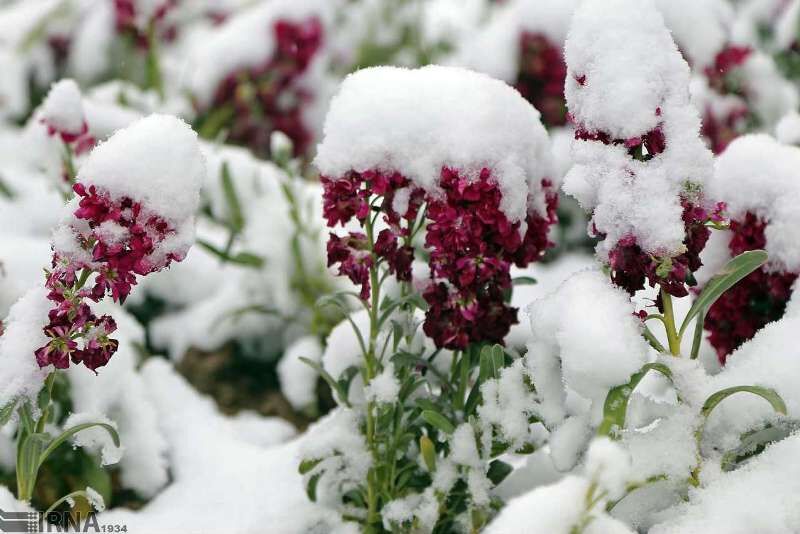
[512,276,537,286]
[195,239,265,268]
[305,472,321,502]
[39,422,121,468]
[491,345,505,376]
[421,410,456,435]
[679,250,768,337]
[299,357,350,407]
[0,398,18,426]
[17,432,49,500]
[419,435,437,472]
[701,385,787,419]
[597,363,673,438]
[642,325,667,354]
[721,420,800,472]
[220,162,244,233]
[299,458,322,475]
[486,459,513,485]
[228,251,265,268]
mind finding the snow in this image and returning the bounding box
[477,360,537,449]
[66,303,170,498]
[99,359,333,533]
[701,314,800,452]
[0,285,51,407]
[278,335,324,410]
[563,0,714,261]
[364,362,400,404]
[710,134,800,272]
[526,269,650,421]
[299,408,371,509]
[63,412,124,466]
[585,437,632,500]
[776,111,800,145]
[85,486,106,512]
[486,475,634,534]
[650,433,800,534]
[39,79,85,136]
[654,0,732,69]
[315,65,555,224]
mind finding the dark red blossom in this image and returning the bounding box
[705,212,798,363]
[113,0,178,49]
[515,32,568,127]
[200,17,323,157]
[327,232,372,300]
[699,45,754,154]
[607,199,718,299]
[37,182,185,372]
[323,165,557,350]
[573,120,667,160]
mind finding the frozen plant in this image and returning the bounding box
[562,0,725,353]
[703,134,800,362]
[190,1,332,159]
[516,1,797,528]
[299,64,558,531]
[38,79,96,190]
[0,113,204,509]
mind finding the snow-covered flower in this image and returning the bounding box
[37,114,204,371]
[316,65,557,349]
[704,134,800,361]
[562,0,718,300]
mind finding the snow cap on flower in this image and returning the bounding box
[40,79,87,142]
[315,65,555,224]
[69,113,205,264]
[563,0,714,263]
[710,134,800,272]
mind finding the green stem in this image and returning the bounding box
[35,372,57,434]
[45,489,91,517]
[363,212,381,528]
[660,289,681,356]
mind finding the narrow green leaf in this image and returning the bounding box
[702,385,787,419]
[512,276,538,286]
[721,421,800,472]
[228,251,265,268]
[421,410,455,434]
[642,325,667,354]
[39,422,121,468]
[195,239,265,268]
[486,459,513,485]
[299,458,322,475]
[306,472,321,501]
[491,345,505,376]
[0,398,18,426]
[220,162,245,233]
[597,363,673,438]
[679,250,768,337]
[299,357,350,407]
